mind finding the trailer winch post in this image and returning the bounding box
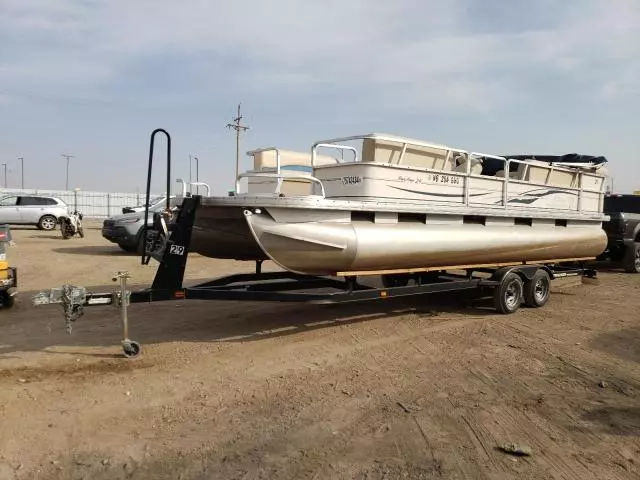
[113,271,140,358]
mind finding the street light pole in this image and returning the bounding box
[18,157,24,189]
[1,163,7,188]
[61,154,74,191]
[189,153,193,192]
[194,155,199,195]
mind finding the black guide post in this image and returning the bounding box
[255,260,263,275]
[142,128,171,265]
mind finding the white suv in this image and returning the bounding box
[0,195,69,230]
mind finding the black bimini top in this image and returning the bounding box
[501,153,608,165]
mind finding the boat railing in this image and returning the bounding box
[240,146,326,197]
[242,134,605,213]
[310,134,467,167]
[459,152,603,213]
[312,143,358,165]
[175,178,211,197]
[235,171,326,197]
[307,134,606,213]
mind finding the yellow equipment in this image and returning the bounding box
[0,225,17,308]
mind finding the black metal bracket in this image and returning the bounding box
[150,195,200,291]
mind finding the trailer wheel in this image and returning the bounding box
[622,242,640,273]
[381,273,410,288]
[122,340,141,358]
[493,272,523,314]
[0,291,15,308]
[523,269,550,308]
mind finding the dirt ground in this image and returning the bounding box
[1,223,639,480]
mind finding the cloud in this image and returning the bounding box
[1,0,637,114]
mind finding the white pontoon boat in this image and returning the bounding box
[189,133,609,276]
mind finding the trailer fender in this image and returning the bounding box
[489,265,541,283]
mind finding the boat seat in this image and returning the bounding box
[495,161,529,180]
[454,156,483,174]
[594,165,608,177]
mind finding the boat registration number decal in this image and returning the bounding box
[398,174,461,185]
[341,176,362,185]
[170,245,185,256]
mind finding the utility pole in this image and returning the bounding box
[1,163,6,188]
[226,103,250,185]
[18,156,24,189]
[61,153,75,190]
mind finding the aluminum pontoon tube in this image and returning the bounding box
[244,210,607,276]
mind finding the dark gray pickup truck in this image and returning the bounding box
[598,194,640,273]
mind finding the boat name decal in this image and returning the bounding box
[397,174,461,185]
[341,176,362,185]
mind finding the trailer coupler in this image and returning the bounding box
[32,271,140,358]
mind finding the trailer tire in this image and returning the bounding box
[493,272,523,314]
[137,229,160,256]
[0,291,15,308]
[122,340,141,358]
[523,269,550,308]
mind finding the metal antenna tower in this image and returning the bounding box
[226,103,250,185]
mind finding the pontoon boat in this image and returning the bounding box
[189,134,609,276]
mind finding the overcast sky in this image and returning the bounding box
[1,0,638,195]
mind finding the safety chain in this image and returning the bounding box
[60,284,85,334]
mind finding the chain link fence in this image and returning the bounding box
[0,188,160,219]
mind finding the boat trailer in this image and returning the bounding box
[32,193,596,358]
[31,129,598,358]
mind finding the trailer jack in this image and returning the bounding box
[33,271,140,358]
[113,272,140,358]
